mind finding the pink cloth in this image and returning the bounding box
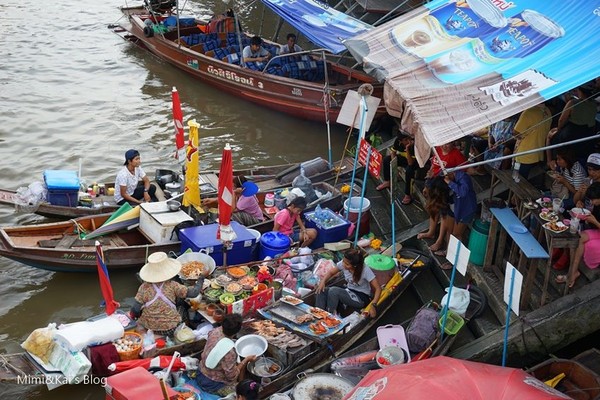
[274,209,296,235]
[583,229,600,269]
[236,195,264,221]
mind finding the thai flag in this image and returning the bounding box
[95,241,120,316]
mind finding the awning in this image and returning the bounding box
[344,0,600,166]
[261,0,372,54]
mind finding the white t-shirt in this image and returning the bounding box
[114,166,146,203]
[242,45,269,60]
[336,260,375,297]
[280,43,302,54]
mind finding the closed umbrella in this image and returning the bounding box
[217,144,236,265]
[95,241,119,316]
[183,119,201,209]
[172,86,186,162]
[344,356,569,400]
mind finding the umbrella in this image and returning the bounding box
[84,204,140,240]
[217,143,236,245]
[343,356,570,400]
[172,86,186,162]
[95,241,119,316]
[108,355,186,373]
[183,119,201,209]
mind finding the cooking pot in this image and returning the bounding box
[166,182,181,191]
[291,372,354,400]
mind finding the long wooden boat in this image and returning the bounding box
[114,3,384,123]
[0,157,359,220]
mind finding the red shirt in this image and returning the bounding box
[430,148,466,176]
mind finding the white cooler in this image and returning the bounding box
[139,202,193,244]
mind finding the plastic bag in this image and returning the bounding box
[21,323,57,363]
[440,287,470,317]
[174,323,195,344]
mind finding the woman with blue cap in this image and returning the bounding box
[202,176,263,226]
[114,149,157,205]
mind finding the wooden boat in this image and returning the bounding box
[526,349,600,400]
[0,157,359,220]
[114,3,383,123]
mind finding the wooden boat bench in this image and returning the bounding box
[38,236,109,249]
[485,207,549,313]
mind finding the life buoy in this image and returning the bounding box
[143,26,154,38]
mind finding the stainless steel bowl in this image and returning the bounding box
[167,200,181,211]
[248,357,284,378]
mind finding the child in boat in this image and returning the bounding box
[273,196,317,247]
[236,380,260,400]
[202,176,264,226]
[114,149,158,205]
[196,314,256,397]
[130,252,202,336]
[315,248,381,318]
[556,182,600,288]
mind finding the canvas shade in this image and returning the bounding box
[172,86,186,162]
[217,143,236,243]
[343,356,570,400]
[183,119,201,208]
[344,0,600,166]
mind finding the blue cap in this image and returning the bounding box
[124,149,140,165]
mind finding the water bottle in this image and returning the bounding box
[512,161,521,183]
[315,204,323,222]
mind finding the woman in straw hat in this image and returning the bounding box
[130,252,202,336]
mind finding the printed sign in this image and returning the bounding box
[358,139,382,178]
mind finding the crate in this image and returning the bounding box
[439,310,464,335]
[44,170,80,207]
[304,208,351,249]
[179,221,258,266]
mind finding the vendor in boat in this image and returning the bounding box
[202,176,264,226]
[242,36,271,64]
[130,252,202,336]
[273,196,317,247]
[279,33,302,55]
[115,149,158,205]
[315,248,381,318]
[196,313,257,396]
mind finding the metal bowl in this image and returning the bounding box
[235,334,268,358]
[167,200,181,211]
[248,357,284,378]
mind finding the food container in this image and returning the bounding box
[291,373,354,400]
[114,332,142,361]
[365,254,397,286]
[206,303,217,316]
[235,334,268,358]
[213,308,225,323]
[177,250,216,280]
[376,346,406,368]
[247,357,284,379]
[570,207,591,221]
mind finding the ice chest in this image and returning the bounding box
[304,208,350,249]
[139,202,193,244]
[105,366,178,400]
[179,221,258,266]
[44,170,80,207]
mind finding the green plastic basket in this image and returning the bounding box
[439,310,464,335]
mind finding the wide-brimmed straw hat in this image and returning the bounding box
[139,252,182,283]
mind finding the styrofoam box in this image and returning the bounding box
[139,202,193,244]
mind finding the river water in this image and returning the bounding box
[0,0,355,398]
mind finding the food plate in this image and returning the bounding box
[523,201,538,210]
[509,224,528,234]
[280,295,303,306]
[543,221,569,233]
[536,198,553,208]
[546,170,560,178]
[308,321,328,335]
[539,211,559,222]
[309,307,329,319]
[323,315,341,327]
[215,274,233,286]
[227,267,247,279]
[225,282,243,295]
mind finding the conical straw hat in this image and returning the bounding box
[139,252,182,283]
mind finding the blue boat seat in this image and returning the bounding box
[223,52,241,64]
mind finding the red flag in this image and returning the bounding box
[95,241,119,315]
[217,143,236,242]
[172,86,186,162]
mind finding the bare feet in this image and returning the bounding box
[555,271,581,288]
[376,181,390,191]
[417,232,434,240]
[429,242,443,252]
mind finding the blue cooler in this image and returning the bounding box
[259,232,291,259]
[305,208,351,249]
[178,221,257,266]
[43,170,80,207]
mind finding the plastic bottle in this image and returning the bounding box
[315,204,323,222]
[512,161,521,183]
[143,329,156,352]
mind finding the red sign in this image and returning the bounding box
[358,139,382,178]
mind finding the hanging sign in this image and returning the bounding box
[358,139,382,178]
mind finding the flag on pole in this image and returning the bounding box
[183,119,201,209]
[172,87,186,162]
[95,241,119,316]
[217,143,236,242]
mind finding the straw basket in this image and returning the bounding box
[115,332,143,361]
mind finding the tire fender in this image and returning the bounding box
[143,26,154,38]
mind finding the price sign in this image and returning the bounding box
[358,139,382,178]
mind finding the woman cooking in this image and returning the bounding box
[196,313,257,396]
[315,248,381,318]
[130,252,202,336]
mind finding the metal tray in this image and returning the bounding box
[269,303,311,325]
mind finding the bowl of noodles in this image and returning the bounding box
[177,251,216,280]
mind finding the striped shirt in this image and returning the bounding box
[561,161,587,191]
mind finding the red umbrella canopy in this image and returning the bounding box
[172,86,186,162]
[217,143,236,242]
[95,241,119,316]
[343,356,570,400]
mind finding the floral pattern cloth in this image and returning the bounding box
[134,280,187,332]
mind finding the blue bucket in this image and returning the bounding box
[259,232,291,259]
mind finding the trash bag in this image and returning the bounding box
[21,323,57,363]
[15,181,47,212]
[440,287,470,317]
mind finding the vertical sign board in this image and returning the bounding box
[504,262,523,316]
[358,139,382,179]
[446,235,470,276]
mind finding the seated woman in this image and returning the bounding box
[202,176,264,226]
[549,148,587,210]
[556,183,600,288]
[315,248,381,318]
[420,176,454,258]
[115,149,158,206]
[196,314,256,397]
[273,196,317,247]
[130,252,202,336]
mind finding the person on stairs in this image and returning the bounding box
[376,131,419,205]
